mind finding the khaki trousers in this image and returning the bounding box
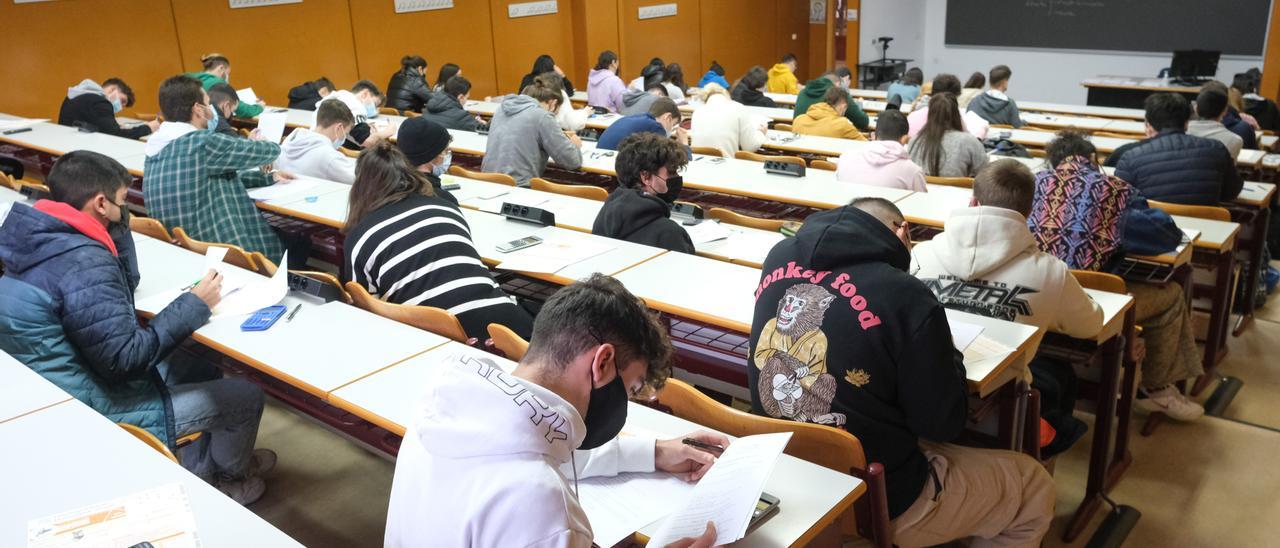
[1128,281,1203,388]
[890,442,1055,548]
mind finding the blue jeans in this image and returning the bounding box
[161,352,265,483]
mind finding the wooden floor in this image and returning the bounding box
[243,292,1280,547]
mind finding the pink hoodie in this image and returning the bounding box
[836,140,928,192]
[587,69,627,113]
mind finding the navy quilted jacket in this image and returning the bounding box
[0,204,209,445]
[1106,130,1243,206]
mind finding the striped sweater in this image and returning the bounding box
[342,194,533,340]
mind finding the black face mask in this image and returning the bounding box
[656,175,683,205]
[579,372,629,450]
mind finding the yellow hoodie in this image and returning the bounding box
[793,102,867,141]
[767,63,799,94]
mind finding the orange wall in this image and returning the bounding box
[617,0,703,84]
[347,2,500,99]
[571,0,622,84]
[700,0,779,83]
[1262,1,1280,100]
[490,0,579,96]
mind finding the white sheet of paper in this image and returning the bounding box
[578,472,694,547]
[28,483,199,548]
[204,246,229,273]
[683,221,732,245]
[256,110,288,144]
[246,179,321,203]
[0,118,49,131]
[236,87,260,105]
[210,252,289,318]
[496,238,613,274]
[949,321,985,351]
[961,334,1015,381]
[647,432,792,546]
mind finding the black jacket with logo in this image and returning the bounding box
[591,188,693,254]
[748,206,968,518]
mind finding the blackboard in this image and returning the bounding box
[944,0,1271,56]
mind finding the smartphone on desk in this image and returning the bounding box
[751,492,781,525]
[496,235,543,253]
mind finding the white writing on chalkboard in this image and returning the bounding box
[394,0,454,14]
[1024,0,1106,17]
[638,3,678,19]
[508,0,557,18]
[229,0,302,8]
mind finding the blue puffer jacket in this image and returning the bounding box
[1107,129,1244,205]
[0,204,209,446]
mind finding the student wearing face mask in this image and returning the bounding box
[595,97,689,152]
[188,53,264,119]
[386,55,434,114]
[384,273,724,547]
[592,132,694,254]
[482,73,583,186]
[343,142,534,340]
[396,117,460,206]
[275,100,357,184]
[318,80,393,149]
[420,75,480,132]
[206,83,244,138]
[143,75,303,266]
[58,77,160,139]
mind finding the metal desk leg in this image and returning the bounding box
[1193,248,1236,396]
[1233,207,1269,336]
[1107,307,1139,491]
[1063,321,1126,542]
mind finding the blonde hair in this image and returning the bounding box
[693,83,730,103]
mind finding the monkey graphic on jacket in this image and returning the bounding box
[754,284,846,426]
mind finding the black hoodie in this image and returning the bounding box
[748,206,968,519]
[731,82,779,109]
[591,188,694,253]
[287,81,325,111]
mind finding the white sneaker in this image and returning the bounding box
[1136,385,1204,421]
[218,476,266,505]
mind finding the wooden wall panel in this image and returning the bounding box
[170,0,359,108]
[490,1,579,96]
[571,0,621,86]
[1262,0,1280,100]
[775,0,812,82]
[617,0,702,85]
[808,1,833,81]
[348,3,500,98]
[699,0,778,85]
[0,0,184,118]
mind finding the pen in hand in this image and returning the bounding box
[682,437,725,456]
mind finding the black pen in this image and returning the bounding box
[3,128,33,135]
[682,438,725,456]
[286,303,302,322]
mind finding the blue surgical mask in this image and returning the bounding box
[365,103,378,117]
[207,104,219,128]
[432,150,452,177]
[332,134,345,149]
[110,98,123,114]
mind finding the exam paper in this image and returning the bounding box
[0,118,48,131]
[961,334,1015,381]
[578,472,694,547]
[257,110,288,144]
[236,87,260,105]
[949,321,985,351]
[683,221,732,245]
[247,179,321,202]
[211,251,289,318]
[647,432,792,546]
[496,238,613,274]
[28,482,199,548]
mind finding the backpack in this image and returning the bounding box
[983,138,1031,158]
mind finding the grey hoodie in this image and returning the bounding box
[619,90,660,116]
[967,90,1025,128]
[67,79,105,100]
[274,128,356,184]
[481,94,582,186]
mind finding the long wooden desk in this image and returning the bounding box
[0,118,146,175]
[1082,76,1201,109]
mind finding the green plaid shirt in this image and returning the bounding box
[143,130,284,260]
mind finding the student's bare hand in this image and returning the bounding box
[665,522,718,548]
[248,128,264,141]
[146,119,161,132]
[674,126,691,145]
[272,171,296,183]
[567,132,583,148]
[191,269,224,309]
[655,431,729,481]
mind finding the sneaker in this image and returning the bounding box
[1135,385,1204,421]
[218,475,266,505]
[249,448,277,477]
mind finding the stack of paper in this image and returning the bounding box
[578,472,695,547]
[247,179,321,203]
[961,335,1015,381]
[236,87,260,105]
[496,237,613,274]
[28,483,199,548]
[256,110,288,144]
[949,321,985,351]
[683,221,732,244]
[0,118,48,131]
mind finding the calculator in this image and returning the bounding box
[240,305,288,332]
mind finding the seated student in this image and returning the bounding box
[319,80,394,149]
[518,54,575,97]
[967,65,1024,128]
[587,50,627,113]
[421,75,479,132]
[908,93,989,177]
[793,87,867,140]
[663,62,687,103]
[689,83,768,159]
[288,77,335,111]
[628,57,666,91]
[907,73,990,139]
[597,98,688,151]
[1104,93,1243,205]
[750,197,1055,547]
[482,73,582,186]
[1203,81,1258,150]
[0,151,274,504]
[396,117,460,206]
[188,53,263,119]
[433,63,461,94]
[619,73,668,116]
[958,71,985,110]
[275,99,356,185]
[206,83,244,139]
[767,53,800,94]
[1234,70,1280,130]
[58,77,158,139]
[697,60,731,90]
[886,67,924,104]
[143,75,298,265]
[795,72,871,131]
[386,55,433,114]
[836,109,925,191]
[731,66,780,108]
[384,274,722,548]
[343,142,534,340]
[911,160,1104,452]
[593,133,694,253]
[1189,87,1245,158]
[1031,131,1204,420]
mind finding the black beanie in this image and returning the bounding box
[396,117,451,167]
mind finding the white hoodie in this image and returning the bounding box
[690,94,767,160]
[274,128,355,184]
[911,206,1103,358]
[385,352,655,548]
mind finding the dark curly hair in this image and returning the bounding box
[615,132,688,189]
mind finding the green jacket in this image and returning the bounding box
[188,72,265,119]
[793,77,870,132]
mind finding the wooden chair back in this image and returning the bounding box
[530,177,609,201]
[1092,130,1139,139]
[378,107,402,116]
[251,253,353,304]
[1071,270,1127,294]
[171,227,258,272]
[690,146,724,157]
[449,165,517,187]
[773,123,793,132]
[735,151,805,166]
[809,159,838,171]
[237,127,252,138]
[339,147,360,159]
[0,173,18,190]
[133,112,158,121]
[345,281,470,342]
[990,123,1015,129]
[925,175,975,189]
[1147,200,1232,222]
[707,207,785,231]
[119,423,178,463]
[129,216,173,243]
[486,323,529,361]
